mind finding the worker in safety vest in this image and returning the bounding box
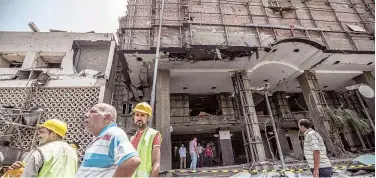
[8,119,78,177]
[131,102,161,177]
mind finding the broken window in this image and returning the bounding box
[0,53,25,68]
[35,53,64,68]
[17,71,31,79]
[287,93,308,112]
[189,95,221,116]
[122,103,133,115]
[17,70,44,80]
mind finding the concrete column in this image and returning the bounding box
[218,129,234,166]
[297,70,336,153]
[155,70,171,171]
[288,130,303,159]
[241,71,266,161]
[354,71,375,118]
[21,52,37,69]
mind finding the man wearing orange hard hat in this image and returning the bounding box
[7,119,78,177]
[130,102,161,177]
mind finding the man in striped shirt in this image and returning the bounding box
[76,103,141,177]
[299,119,332,178]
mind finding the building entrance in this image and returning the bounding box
[171,131,247,169]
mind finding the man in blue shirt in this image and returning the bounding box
[76,103,141,177]
[179,144,187,169]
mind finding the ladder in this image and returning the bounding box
[231,71,261,165]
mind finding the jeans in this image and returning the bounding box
[311,167,333,177]
[190,152,198,170]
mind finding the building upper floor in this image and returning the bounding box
[118,0,375,52]
[0,32,118,88]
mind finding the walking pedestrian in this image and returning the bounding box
[197,143,204,167]
[189,137,199,170]
[76,103,141,177]
[131,102,161,177]
[299,119,333,178]
[179,144,187,169]
[204,144,213,167]
[8,119,78,177]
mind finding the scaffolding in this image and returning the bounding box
[231,71,264,166]
[0,108,43,161]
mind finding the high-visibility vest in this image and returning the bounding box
[35,140,78,177]
[131,128,160,178]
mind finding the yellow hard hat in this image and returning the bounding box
[3,167,24,178]
[38,119,67,137]
[132,102,152,117]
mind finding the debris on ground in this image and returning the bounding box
[284,156,299,163]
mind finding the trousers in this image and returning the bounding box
[189,152,197,170]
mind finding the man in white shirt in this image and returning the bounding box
[178,144,187,169]
[299,119,332,178]
[197,143,205,167]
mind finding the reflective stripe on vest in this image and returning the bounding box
[131,128,159,178]
[37,140,78,178]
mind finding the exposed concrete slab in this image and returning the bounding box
[0,78,105,88]
[0,32,113,52]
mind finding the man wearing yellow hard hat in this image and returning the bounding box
[130,102,161,177]
[7,119,78,177]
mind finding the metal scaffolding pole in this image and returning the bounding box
[263,86,286,169]
[355,90,375,131]
[149,0,166,128]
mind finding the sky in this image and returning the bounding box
[0,0,127,33]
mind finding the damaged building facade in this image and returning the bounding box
[0,32,117,163]
[117,0,375,171]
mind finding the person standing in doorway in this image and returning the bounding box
[197,143,204,167]
[189,137,199,171]
[204,144,213,167]
[131,102,161,177]
[299,119,332,178]
[179,144,187,169]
